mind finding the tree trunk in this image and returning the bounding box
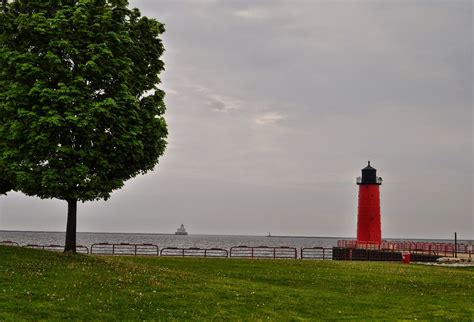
[64,199,77,253]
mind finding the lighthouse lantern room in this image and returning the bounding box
[356,161,382,244]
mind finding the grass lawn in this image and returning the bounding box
[0,245,472,320]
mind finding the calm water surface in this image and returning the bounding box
[0,231,465,250]
[0,231,342,249]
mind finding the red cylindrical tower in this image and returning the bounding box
[356,161,382,244]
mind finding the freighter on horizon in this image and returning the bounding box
[175,224,188,236]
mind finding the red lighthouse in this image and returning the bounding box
[356,161,382,244]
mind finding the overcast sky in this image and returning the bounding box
[0,0,472,239]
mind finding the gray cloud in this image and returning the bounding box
[254,112,286,125]
[1,0,472,239]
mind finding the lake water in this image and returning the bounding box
[0,231,465,250]
[0,231,340,249]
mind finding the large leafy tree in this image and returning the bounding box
[0,0,167,252]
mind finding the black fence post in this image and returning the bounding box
[454,232,457,258]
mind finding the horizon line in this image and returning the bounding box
[0,229,471,241]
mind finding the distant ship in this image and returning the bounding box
[175,224,188,235]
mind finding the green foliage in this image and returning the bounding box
[0,0,167,201]
[0,182,12,195]
[0,246,473,320]
[0,164,13,195]
[0,176,13,195]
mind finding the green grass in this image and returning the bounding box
[0,246,472,320]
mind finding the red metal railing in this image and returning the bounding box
[160,247,228,258]
[301,247,333,260]
[1,240,20,247]
[90,243,158,256]
[229,245,297,259]
[337,240,470,257]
